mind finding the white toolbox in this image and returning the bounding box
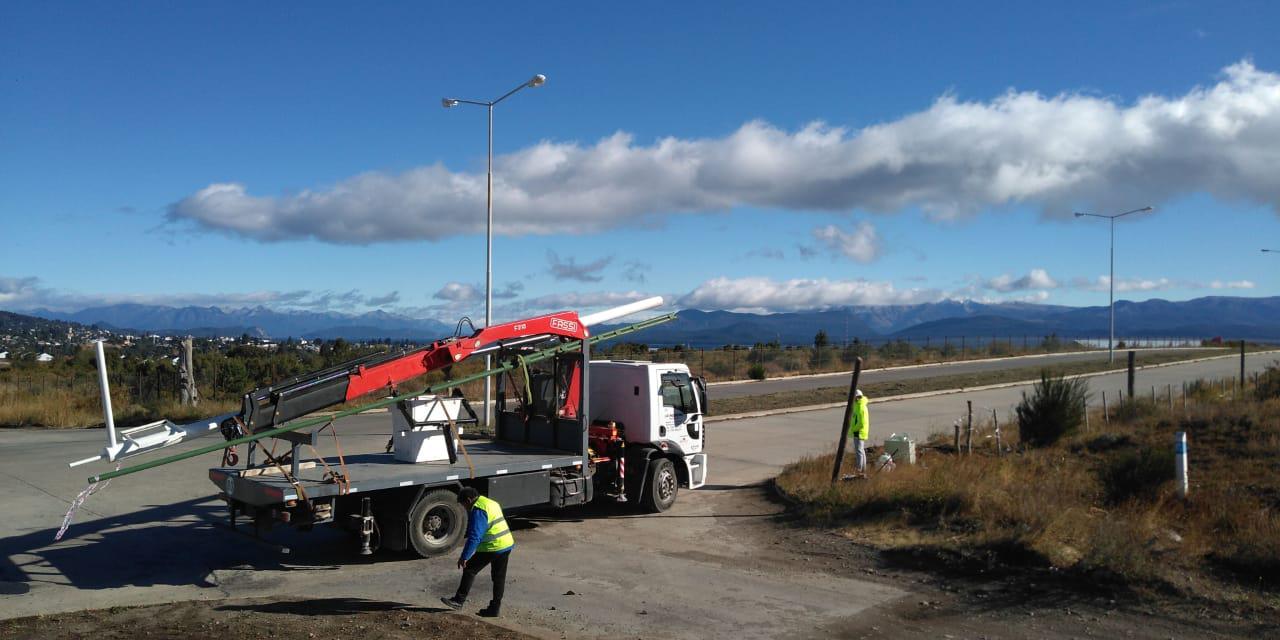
[391,395,465,463]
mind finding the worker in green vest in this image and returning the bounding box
[440,487,515,617]
[847,389,870,477]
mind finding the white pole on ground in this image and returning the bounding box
[95,340,118,450]
[1175,431,1189,499]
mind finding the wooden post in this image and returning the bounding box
[992,409,1002,457]
[1240,340,1247,393]
[731,348,737,380]
[1127,351,1136,401]
[1102,391,1109,426]
[1151,385,1156,403]
[1084,396,1090,432]
[1182,382,1187,413]
[1167,383,1173,412]
[965,400,973,455]
[830,358,863,484]
[954,421,961,456]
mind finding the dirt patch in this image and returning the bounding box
[0,597,533,640]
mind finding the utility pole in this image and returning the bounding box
[1075,206,1155,363]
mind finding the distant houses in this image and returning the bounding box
[0,351,8,360]
[35,353,54,363]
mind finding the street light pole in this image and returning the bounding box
[1074,206,1154,363]
[443,74,547,428]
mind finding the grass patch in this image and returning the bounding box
[776,372,1280,603]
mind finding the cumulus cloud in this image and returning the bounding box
[678,277,941,313]
[812,222,881,263]
[986,268,1059,292]
[167,61,1280,243]
[546,251,612,282]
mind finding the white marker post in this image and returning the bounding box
[95,340,118,451]
[1175,431,1189,499]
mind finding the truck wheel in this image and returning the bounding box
[642,458,679,513]
[407,489,466,557]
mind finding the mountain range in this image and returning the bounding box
[12,295,1279,346]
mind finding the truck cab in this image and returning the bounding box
[588,360,708,511]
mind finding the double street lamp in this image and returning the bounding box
[443,73,547,427]
[1074,206,1154,363]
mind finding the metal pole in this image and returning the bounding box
[965,400,973,455]
[1240,340,1246,393]
[94,340,117,450]
[483,104,494,428]
[830,358,863,484]
[1109,217,1115,364]
[1175,431,1189,499]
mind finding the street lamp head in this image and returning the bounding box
[527,74,547,88]
[442,98,460,108]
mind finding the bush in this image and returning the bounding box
[1016,372,1089,447]
[1098,447,1174,504]
[1255,363,1280,400]
[747,363,766,381]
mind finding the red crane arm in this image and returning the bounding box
[343,310,588,401]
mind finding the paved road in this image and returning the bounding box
[709,347,1221,399]
[0,351,1271,638]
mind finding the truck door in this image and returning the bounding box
[659,371,702,454]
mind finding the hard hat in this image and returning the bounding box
[854,389,864,398]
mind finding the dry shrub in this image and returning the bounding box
[778,390,1280,596]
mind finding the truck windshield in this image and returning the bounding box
[660,372,698,415]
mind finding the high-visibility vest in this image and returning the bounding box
[847,396,870,440]
[474,495,514,553]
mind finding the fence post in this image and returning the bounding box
[1167,384,1173,412]
[954,421,961,456]
[992,409,1001,457]
[1084,396,1090,432]
[1127,351,1136,400]
[731,348,736,380]
[1240,340,1246,392]
[830,357,863,484]
[965,400,973,455]
[1102,391,1109,426]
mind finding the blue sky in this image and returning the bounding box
[3,1,1279,321]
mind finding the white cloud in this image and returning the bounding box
[812,222,881,263]
[1211,280,1255,289]
[0,275,399,312]
[678,277,941,312]
[546,251,612,282]
[986,268,1059,292]
[167,61,1280,244]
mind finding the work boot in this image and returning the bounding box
[477,601,501,617]
[440,596,464,610]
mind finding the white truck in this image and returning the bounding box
[76,298,710,557]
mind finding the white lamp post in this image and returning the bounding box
[1074,206,1154,363]
[443,74,547,427]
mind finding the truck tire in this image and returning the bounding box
[642,457,679,513]
[407,489,466,558]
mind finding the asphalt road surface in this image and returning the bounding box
[0,351,1272,638]
[709,347,1221,399]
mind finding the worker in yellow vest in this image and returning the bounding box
[847,389,870,477]
[441,487,514,617]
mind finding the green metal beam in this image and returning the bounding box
[88,312,676,483]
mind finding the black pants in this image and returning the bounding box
[454,549,510,605]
